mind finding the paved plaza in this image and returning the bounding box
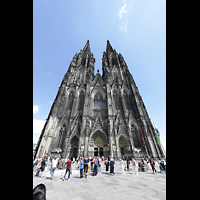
[33,162,166,200]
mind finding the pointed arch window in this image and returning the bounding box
[78,92,85,111]
[93,93,104,117]
[67,92,74,110]
[81,58,86,66]
[124,91,130,110]
[79,73,83,84]
[94,93,103,109]
[113,91,118,110]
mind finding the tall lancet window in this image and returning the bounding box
[67,92,74,110]
[93,92,104,117]
[113,91,118,110]
[79,73,83,84]
[123,91,130,110]
[94,93,103,109]
[78,92,85,111]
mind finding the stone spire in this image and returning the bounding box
[83,40,91,53]
[106,40,114,53]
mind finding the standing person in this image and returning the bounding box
[93,156,98,176]
[151,159,156,174]
[98,157,102,174]
[90,157,94,172]
[62,158,72,181]
[126,157,129,171]
[160,158,166,173]
[104,158,110,174]
[110,157,115,175]
[132,158,137,175]
[38,157,47,177]
[120,158,125,175]
[87,158,91,175]
[79,158,84,178]
[50,157,57,180]
[84,157,89,178]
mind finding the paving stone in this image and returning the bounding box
[33,161,166,200]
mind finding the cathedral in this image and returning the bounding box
[35,40,165,159]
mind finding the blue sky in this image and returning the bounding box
[33,0,166,151]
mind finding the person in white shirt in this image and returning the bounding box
[50,157,57,180]
[132,158,138,175]
[120,158,125,175]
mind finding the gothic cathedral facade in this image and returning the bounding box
[35,40,164,159]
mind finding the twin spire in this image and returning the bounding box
[82,40,114,54]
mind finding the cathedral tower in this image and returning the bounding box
[35,40,165,159]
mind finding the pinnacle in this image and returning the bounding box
[83,40,91,53]
[106,40,114,53]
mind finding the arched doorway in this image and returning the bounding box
[119,135,130,158]
[89,130,109,157]
[69,136,79,159]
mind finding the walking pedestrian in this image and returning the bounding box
[63,158,72,181]
[50,157,57,180]
[38,157,47,177]
[151,159,156,174]
[79,157,84,178]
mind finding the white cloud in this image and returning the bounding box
[119,3,127,19]
[33,119,45,143]
[119,25,127,32]
[33,105,39,114]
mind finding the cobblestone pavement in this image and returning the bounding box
[33,162,166,200]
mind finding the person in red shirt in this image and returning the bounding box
[151,159,156,174]
[62,158,72,181]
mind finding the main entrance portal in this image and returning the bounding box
[94,147,104,157]
[89,130,109,157]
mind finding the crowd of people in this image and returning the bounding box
[33,155,166,180]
